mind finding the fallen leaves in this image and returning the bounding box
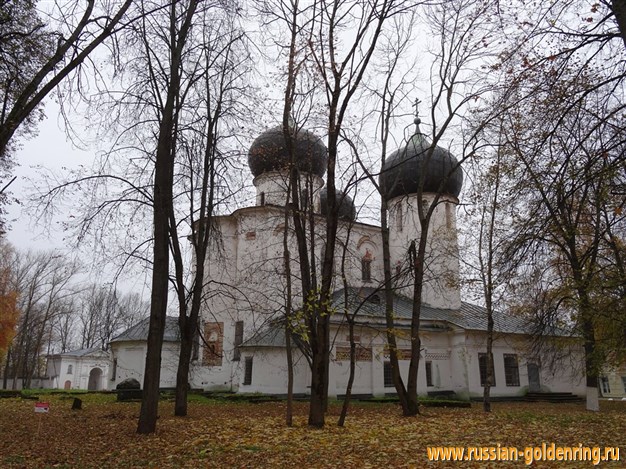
[0,395,624,468]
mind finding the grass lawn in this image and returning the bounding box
[0,393,624,468]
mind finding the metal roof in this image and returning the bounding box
[241,323,287,348]
[110,316,181,344]
[333,287,531,334]
[242,288,534,349]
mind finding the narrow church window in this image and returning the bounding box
[425,361,433,387]
[445,203,453,229]
[233,321,244,361]
[503,354,520,386]
[383,361,393,387]
[396,205,403,231]
[67,365,73,375]
[361,259,371,281]
[243,357,253,385]
[600,377,610,394]
[202,322,224,366]
[260,192,265,206]
[112,359,117,381]
[479,353,495,386]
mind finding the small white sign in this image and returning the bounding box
[34,402,50,413]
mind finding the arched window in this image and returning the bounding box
[67,364,73,375]
[361,249,373,282]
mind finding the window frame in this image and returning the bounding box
[478,352,495,387]
[425,361,433,387]
[361,258,372,282]
[243,356,253,386]
[233,321,244,361]
[600,376,610,394]
[383,361,393,388]
[503,353,520,387]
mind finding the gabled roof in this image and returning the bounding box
[110,316,180,344]
[48,347,109,359]
[332,287,531,335]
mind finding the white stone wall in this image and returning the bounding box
[110,341,180,389]
[464,332,586,398]
[387,194,461,310]
[253,171,324,210]
[45,354,110,391]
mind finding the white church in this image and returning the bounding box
[108,117,587,400]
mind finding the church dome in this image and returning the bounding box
[320,189,356,221]
[248,125,327,178]
[380,119,463,200]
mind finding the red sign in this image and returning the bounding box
[34,402,50,413]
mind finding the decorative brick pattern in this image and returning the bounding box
[203,322,223,366]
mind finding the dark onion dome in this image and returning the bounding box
[248,125,327,178]
[380,119,463,200]
[320,188,357,221]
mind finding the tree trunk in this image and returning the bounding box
[285,323,294,427]
[381,200,411,414]
[174,317,193,416]
[136,0,199,434]
[137,81,174,433]
[3,346,11,389]
[581,308,599,412]
[482,349,493,412]
[308,342,326,427]
[610,0,626,50]
[137,165,170,433]
[338,316,355,427]
[405,239,425,416]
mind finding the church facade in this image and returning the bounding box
[187,118,586,400]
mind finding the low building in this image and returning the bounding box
[599,364,626,399]
[237,289,586,399]
[109,316,181,389]
[45,348,110,391]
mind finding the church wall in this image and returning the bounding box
[200,205,390,392]
[253,171,324,210]
[464,332,586,398]
[240,348,310,395]
[387,194,461,310]
[110,341,179,389]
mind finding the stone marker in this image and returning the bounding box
[116,378,142,401]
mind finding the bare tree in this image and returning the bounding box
[494,65,626,411]
[298,0,408,428]
[134,0,201,434]
[3,249,79,389]
[78,285,146,351]
[365,0,505,416]
[0,0,132,158]
[170,4,250,417]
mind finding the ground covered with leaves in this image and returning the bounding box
[0,393,624,468]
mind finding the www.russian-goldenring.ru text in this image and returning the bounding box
[426,443,620,465]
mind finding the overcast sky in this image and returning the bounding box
[4,101,155,297]
[6,101,90,251]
